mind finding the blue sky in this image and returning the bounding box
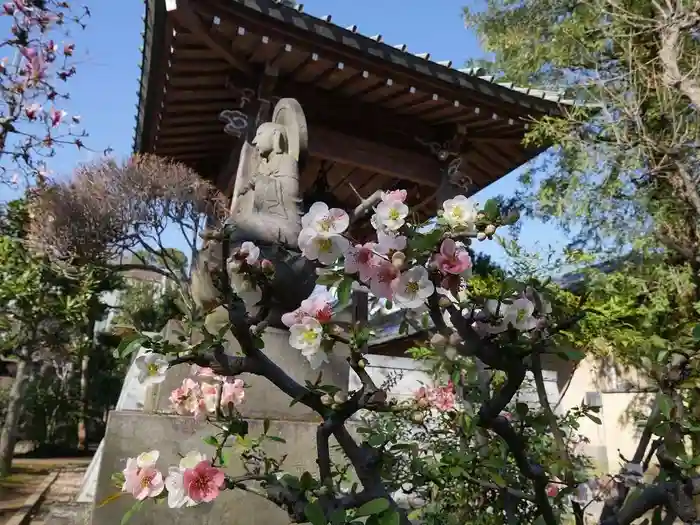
[0,0,568,267]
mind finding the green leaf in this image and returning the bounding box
[120,501,144,525]
[585,413,602,425]
[265,435,286,443]
[483,198,499,218]
[356,498,391,517]
[378,509,400,525]
[336,278,353,307]
[115,334,145,358]
[203,435,218,447]
[304,500,326,525]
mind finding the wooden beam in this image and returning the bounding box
[308,125,440,187]
[166,0,254,76]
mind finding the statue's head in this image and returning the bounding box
[253,122,286,158]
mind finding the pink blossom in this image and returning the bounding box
[500,411,513,421]
[370,261,399,299]
[413,382,456,412]
[221,379,245,407]
[169,378,206,419]
[184,461,225,503]
[44,39,57,54]
[10,173,18,185]
[24,103,41,120]
[344,242,380,282]
[546,484,560,497]
[123,460,165,500]
[281,292,333,327]
[20,47,46,83]
[433,238,472,275]
[3,3,15,15]
[430,381,456,411]
[191,364,216,377]
[49,108,65,127]
[382,189,407,203]
[63,43,75,56]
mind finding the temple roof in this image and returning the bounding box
[134,0,575,218]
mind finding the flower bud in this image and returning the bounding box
[321,394,333,406]
[411,411,425,424]
[484,224,496,235]
[476,212,486,221]
[261,259,274,274]
[430,333,447,349]
[357,358,367,369]
[477,232,487,241]
[333,392,347,404]
[438,296,452,309]
[391,251,406,270]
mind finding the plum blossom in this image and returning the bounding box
[134,353,168,385]
[302,202,349,234]
[289,317,328,369]
[183,461,225,503]
[375,230,407,255]
[370,261,400,299]
[373,198,409,232]
[392,266,434,309]
[169,378,206,420]
[202,379,245,414]
[289,317,323,353]
[442,195,478,230]
[381,189,407,203]
[24,103,41,120]
[503,298,538,331]
[298,228,349,265]
[122,452,165,500]
[191,364,217,378]
[414,382,456,411]
[239,241,260,265]
[344,242,380,282]
[49,107,65,127]
[282,291,334,327]
[433,238,472,276]
[165,451,207,508]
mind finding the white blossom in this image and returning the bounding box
[373,199,409,232]
[289,317,323,353]
[134,353,168,386]
[301,202,349,234]
[442,195,478,230]
[298,229,349,265]
[392,266,434,309]
[239,241,260,265]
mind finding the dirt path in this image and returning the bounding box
[0,460,90,525]
[27,466,88,525]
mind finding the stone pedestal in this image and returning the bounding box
[89,321,352,525]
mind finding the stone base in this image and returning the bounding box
[90,411,349,525]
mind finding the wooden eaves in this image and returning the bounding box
[134,0,575,218]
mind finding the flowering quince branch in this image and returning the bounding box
[110,188,700,525]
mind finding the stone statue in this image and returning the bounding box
[228,98,308,248]
[196,99,316,327]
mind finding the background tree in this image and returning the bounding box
[464,0,700,520]
[0,0,91,186]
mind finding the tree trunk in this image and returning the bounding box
[0,355,30,476]
[77,349,90,451]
